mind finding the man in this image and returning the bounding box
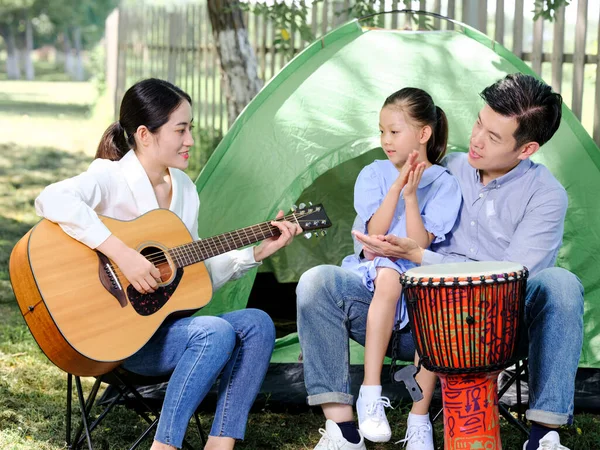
[296,73,583,450]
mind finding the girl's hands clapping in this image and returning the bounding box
[392,150,419,192]
[403,162,426,201]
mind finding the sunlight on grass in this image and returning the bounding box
[0,80,111,156]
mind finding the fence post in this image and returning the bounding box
[168,11,179,84]
[494,0,504,45]
[551,5,565,93]
[513,0,524,58]
[532,16,544,76]
[572,0,588,120]
[105,9,120,118]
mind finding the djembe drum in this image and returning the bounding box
[401,261,528,450]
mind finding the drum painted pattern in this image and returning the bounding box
[401,262,528,450]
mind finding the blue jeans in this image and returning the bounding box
[296,265,583,426]
[122,309,275,448]
[296,265,415,406]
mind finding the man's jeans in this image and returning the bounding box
[296,265,583,425]
[123,308,275,448]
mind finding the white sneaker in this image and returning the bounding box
[356,395,392,442]
[522,430,570,450]
[313,420,367,450]
[397,421,434,450]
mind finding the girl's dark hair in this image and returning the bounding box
[96,78,192,161]
[480,73,562,148]
[383,87,448,164]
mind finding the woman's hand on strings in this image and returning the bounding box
[97,235,161,294]
[253,210,302,262]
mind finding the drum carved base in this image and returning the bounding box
[440,372,501,450]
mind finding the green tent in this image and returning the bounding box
[195,17,600,369]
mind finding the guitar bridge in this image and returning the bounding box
[97,251,128,308]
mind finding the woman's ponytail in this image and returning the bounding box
[95,121,130,161]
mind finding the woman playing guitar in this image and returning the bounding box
[34,78,301,450]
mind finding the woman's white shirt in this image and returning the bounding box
[35,150,260,291]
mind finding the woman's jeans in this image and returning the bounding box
[123,308,275,448]
[296,265,583,426]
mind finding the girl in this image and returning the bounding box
[340,88,461,446]
[35,78,301,450]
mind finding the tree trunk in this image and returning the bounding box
[0,24,21,79]
[72,26,85,81]
[64,28,75,77]
[55,33,65,68]
[207,0,263,127]
[24,15,35,80]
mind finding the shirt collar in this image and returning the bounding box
[419,164,448,188]
[473,158,533,188]
[119,150,161,213]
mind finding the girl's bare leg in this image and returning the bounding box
[363,268,402,386]
[411,353,437,414]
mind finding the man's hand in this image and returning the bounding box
[352,230,424,264]
[253,210,302,262]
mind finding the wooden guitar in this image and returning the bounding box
[9,205,331,377]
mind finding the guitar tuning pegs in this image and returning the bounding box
[304,232,312,239]
[309,201,313,206]
[321,230,327,236]
[298,202,306,210]
[291,205,298,212]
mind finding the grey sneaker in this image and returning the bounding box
[313,420,367,450]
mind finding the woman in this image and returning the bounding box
[35,78,301,450]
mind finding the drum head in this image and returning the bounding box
[404,261,523,278]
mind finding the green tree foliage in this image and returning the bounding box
[533,0,571,21]
[244,0,571,55]
[0,0,118,50]
[38,0,119,49]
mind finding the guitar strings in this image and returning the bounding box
[105,218,311,281]
[129,210,316,263]
[106,214,326,281]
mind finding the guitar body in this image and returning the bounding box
[9,209,212,376]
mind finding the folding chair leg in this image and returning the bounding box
[112,372,205,450]
[72,377,103,448]
[66,374,73,448]
[128,418,159,450]
[74,376,94,450]
[194,412,207,445]
[498,403,530,436]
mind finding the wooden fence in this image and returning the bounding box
[106,0,600,152]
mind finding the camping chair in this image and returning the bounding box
[65,367,207,450]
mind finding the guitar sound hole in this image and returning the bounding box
[140,246,173,282]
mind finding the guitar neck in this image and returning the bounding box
[167,221,281,268]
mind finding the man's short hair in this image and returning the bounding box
[480,73,563,148]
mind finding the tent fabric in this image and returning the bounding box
[194,19,600,368]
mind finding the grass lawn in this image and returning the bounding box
[0,79,599,449]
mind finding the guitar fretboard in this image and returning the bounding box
[166,221,282,268]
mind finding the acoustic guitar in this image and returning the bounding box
[9,205,331,376]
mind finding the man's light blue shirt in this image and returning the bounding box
[422,152,568,277]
